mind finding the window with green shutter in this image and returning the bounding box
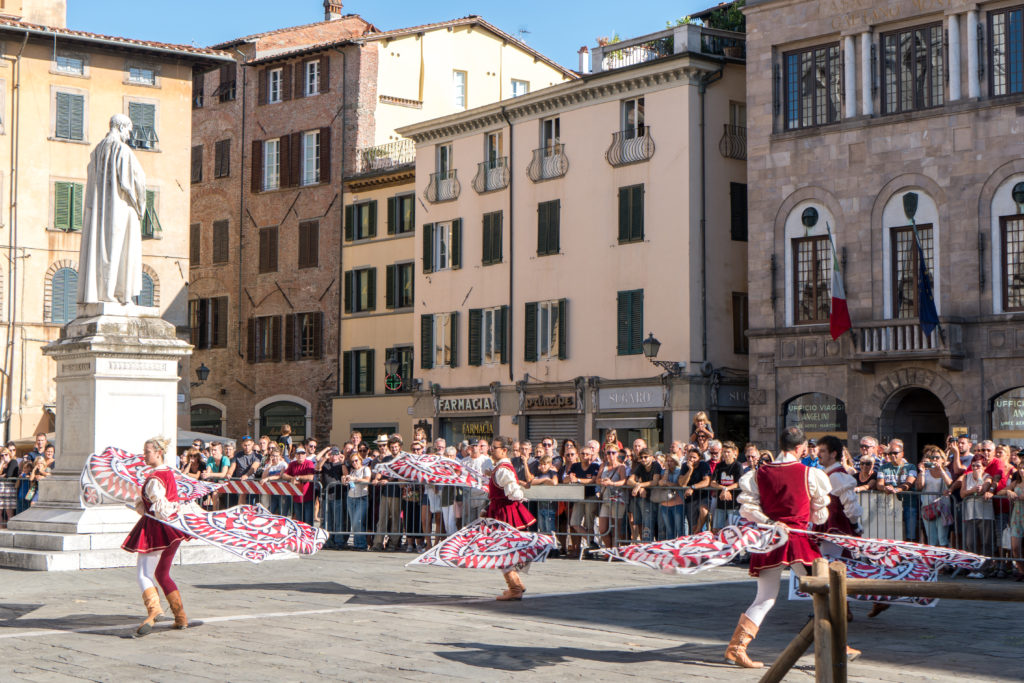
[345,201,377,241]
[482,211,503,265]
[618,184,644,243]
[141,189,160,238]
[55,92,84,141]
[133,273,155,307]
[342,349,375,395]
[127,101,158,150]
[387,194,415,235]
[50,267,78,324]
[191,145,203,184]
[616,289,644,355]
[54,182,84,231]
[537,200,560,256]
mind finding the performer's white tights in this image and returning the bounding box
[136,551,161,592]
[744,564,807,627]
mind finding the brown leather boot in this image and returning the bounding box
[496,571,525,601]
[724,614,764,668]
[846,645,862,661]
[165,590,188,629]
[867,602,890,618]
[135,587,163,637]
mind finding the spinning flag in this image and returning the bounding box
[408,518,557,570]
[81,447,223,507]
[374,453,488,490]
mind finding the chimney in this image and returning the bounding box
[324,1,343,21]
[577,46,590,74]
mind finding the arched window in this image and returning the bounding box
[190,403,223,436]
[990,176,1024,313]
[259,401,307,442]
[50,267,78,324]
[133,273,155,307]
[784,202,837,327]
[882,190,941,320]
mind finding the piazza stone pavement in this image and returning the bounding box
[0,550,1021,682]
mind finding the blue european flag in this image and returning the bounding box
[917,240,939,336]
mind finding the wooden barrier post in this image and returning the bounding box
[810,558,832,683]
[758,619,814,683]
[828,561,849,683]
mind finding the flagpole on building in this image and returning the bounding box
[825,221,856,348]
[902,192,944,342]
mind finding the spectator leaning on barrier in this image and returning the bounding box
[887,439,919,541]
[568,442,601,553]
[260,448,289,516]
[597,445,627,548]
[917,445,953,547]
[532,453,559,547]
[855,436,878,470]
[956,457,994,573]
[657,451,687,540]
[1005,468,1024,579]
[371,435,404,552]
[438,446,460,535]
[227,436,260,507]
[710,442,743,531]
[280,447,317,525]
[321,447,347,549]
[344,451,371,550]
[627,447,661,543]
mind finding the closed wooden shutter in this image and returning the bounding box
[537,202,548,255]
[491,212,503,263]
[344,204,355,241]
[247,318,255,362]
[51,268,77,324]
[189,223,201,265]
[631,186,644,241]
[617,291,629,355]
[188,299,200,346]
[312,312,323,359]
[212,220,229,264]
[298,221,318,268]
[215,139,231,177]
[499,305,509,364]
[191,145,203,183]
[281,65,293,101]
[524,302,538,361]
[617,290,644,355]
[284,313,295,360]
[257,68,268,105]
[618,187,630,242]
[342,351,352,394]
[482,213,492,265]
[271,316,283,362]
[136,273,155,307]
[259,227,278,273]
[422,223,434,273]
[367,267,377,311]
[365,201,378,238]
[251,139,263,193]
[557,298,568,360]
[449,311,459,368]
[385,264,396,309]
[364,349,375,394]
[214,297,228,348]
[71,183,83,231]
[320,54,331,93]
[290,132,302,188]
[451,218,462,269]
[293,63,304,99]
[320,127,331,183]
[420,314,434,369]
[387,196,397,235]
[468,308,482,366]
[54,182,72,231]
[550,200,560,253]
[730,182,748,241]
[56,92,84,140]
[343,270,354,313]
[278,134,292,189]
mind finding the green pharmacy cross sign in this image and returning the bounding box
[385,374,402,391]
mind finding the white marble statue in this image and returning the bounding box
[77,114,147,306]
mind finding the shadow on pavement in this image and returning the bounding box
[192,581,468,604]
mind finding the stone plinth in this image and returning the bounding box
[0,305,194,568]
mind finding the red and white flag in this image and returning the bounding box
[828,229,852,340]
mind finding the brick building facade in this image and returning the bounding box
[746,0,1024,456]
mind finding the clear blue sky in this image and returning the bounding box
[67,0,716,69]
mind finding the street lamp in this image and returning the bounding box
[191,362,210,388]
[641,333,685,378]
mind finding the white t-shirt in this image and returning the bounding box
[348,465,371,497]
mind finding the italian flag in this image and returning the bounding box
[828,228,851,340]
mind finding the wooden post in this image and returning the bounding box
[758,619,814,683]
[797,576,1024,602]
[810,558,832,683]
[828,561,849,683]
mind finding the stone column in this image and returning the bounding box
[8,304,190,536]
[948,13,962,101]
[967,10,980,98]
[844,35,857,118]
[860,31,873,116]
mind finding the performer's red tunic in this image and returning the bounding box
[122,468,189,553]
[748,462,821,577]
[485,462,536,529]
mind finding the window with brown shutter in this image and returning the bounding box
[319,127,331,183]
[278,134,292,189]
[259,226,278,273]
[192,71,204,109]
[214,139,230,178]
[217,62,237,102]
[257,68,268,105]
[281,65,293,102]
[190,297,229,349]
[298,220,319,268]
[212,220,229,264]
[189,223,200,266]
[191,145,203,184]
[250,315,282,362]
[289,131,302,188]
[320,54,330,93]
[251,139,263,193]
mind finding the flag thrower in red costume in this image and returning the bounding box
[484,435,537,600]
[726,426,851,669]
[120,437,192,637]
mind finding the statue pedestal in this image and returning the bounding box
[0,307,258,569]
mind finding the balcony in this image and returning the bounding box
[854,320,964,369]
[527,144,569,183]
[719,124,746,160]
[606,126,655,167]
[354,138,415,175]
[424,170,460,203]
[591,24,744,73]
[473,158,510,193]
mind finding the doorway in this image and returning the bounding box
[881,388,949,464]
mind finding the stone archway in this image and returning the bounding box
[879,388,949,463]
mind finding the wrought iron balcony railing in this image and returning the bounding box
[473,158,510,193]
[526,144,569,183]
[719,124,746,160]
[424,169,460,203]
[606,126,655,167]
[355,138,416,175]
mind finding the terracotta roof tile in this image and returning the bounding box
[211,15,375,49]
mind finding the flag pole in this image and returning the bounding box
[825,221,856,348]
[908,214,945,342]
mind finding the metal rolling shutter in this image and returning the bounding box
[526,414,579,446]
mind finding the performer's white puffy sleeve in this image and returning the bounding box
[831,472,862,524]
[143,477,179,521]
[737,469,771,524]
[808,468,832,526]
[494,466,525,502]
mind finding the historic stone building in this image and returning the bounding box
[398,23,749,449]
[746,0,1024,456]
[189,4,572,442]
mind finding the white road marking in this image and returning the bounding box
[0,579,751,640]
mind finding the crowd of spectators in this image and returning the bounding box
[0,432,57,525]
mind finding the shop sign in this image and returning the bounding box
[717,386,749,409]
[461,422,494,437]
[992,388,1024,432]
[598,386,664,410]
[438,396,494,413]
[524,394,577,411]
[784,392,847,433]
